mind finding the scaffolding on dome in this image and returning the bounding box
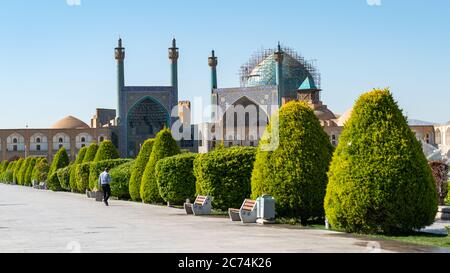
[239,45,321,89]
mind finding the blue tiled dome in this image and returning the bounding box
[244,50,318,95]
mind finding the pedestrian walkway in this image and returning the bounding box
[0,184,447,253]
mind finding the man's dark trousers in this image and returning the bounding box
[102,184,111,204]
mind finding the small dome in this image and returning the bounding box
[314,106,336,121]
[51,116,90,129]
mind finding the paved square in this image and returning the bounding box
[0,184,447,253]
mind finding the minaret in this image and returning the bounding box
[115,38,126,157]
[274,42,284,107]
[169,38,179,106]
[208,50,218,90]
[115,38,125,124]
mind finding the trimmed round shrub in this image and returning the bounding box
[156,153,197,205]
[251,101,334,224]
[82,143,99,163]
[141,129,181,204]
[48,148,70,191]
[94,140,119,162]
[57,165,72,191]
[324,89,438,234]
[129,139,155,201]
[110,161,135,200]
[13,158,24,184]
[89,159,133,191]
[75,163,91,193]
[24,157,38,186]
[194,147,256,211]
[31,158,50,183]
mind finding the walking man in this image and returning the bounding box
[98,168,112,206]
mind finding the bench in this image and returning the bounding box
[33,182,47,190]
[184,196,212,215]
[228,199,258,223]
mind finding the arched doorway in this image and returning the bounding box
[127,97,169,157]
[222,96,269,147]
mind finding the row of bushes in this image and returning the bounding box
[142,90,443,235]
[0,157,49,186]
[0,140,133,201]
[1,89,445,236]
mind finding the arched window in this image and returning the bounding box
[36,138,41,143]
[435,129,442,145]
[81,137,86,143]
[425,133,430,144]
[13,138,18,144]
[59,138,64,143]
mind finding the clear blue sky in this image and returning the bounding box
[1,0,449,128]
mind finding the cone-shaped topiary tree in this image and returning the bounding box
[82,143,99,163]
[324,89,438,234]
[129,138,155,201]
[47,147,70,191]
[31,158,49,183]
[76,147,88,164]
[140,129,180,204]
[69,147,88,192]
[94,140,119,162]
[17,157,31,185]
[13,158,24,185]
[251,101,334,225]
[24,157,38,186]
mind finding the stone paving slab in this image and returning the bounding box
[0,184,448,253]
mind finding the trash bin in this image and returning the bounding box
[256,195,276,224]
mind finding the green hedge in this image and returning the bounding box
[156,153,197,205]
[82,143,99,163]
[89,159,133,191]
[251,101,334,224]
[94,140,119,162]
[194,147,256,211]
[31,158,50,183]
[48,148,70,191]
[129,139,155,201]
[75,163,91,193]
[110,161,135,200]
[324,89,438,234]
[57,165,73,191]
[141,129,181,204]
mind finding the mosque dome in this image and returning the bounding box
[314,106,337,121]
[51,116,90,129]
[240,46,319,96]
